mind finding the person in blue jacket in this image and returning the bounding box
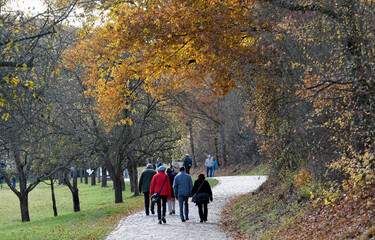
[173,166,193,222]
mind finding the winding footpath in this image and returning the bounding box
[105,175,267,240]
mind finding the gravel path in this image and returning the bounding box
[105,175,267,240]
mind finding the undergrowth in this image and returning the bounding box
[221,174,375,239]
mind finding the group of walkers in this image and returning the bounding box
[138,154,214,225]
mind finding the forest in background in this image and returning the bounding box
[0,0,374,237]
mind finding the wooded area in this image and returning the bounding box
[0,0,374,237]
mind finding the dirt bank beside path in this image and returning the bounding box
[105,175,267,240]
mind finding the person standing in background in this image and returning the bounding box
[171,160,180,174]
[212,157,218,177]
[204,155,214,178]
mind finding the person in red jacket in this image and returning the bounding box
[150,165,171,224]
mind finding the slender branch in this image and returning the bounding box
[266,0,341,21]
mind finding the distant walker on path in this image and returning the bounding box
[183,154,192,174]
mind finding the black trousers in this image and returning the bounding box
[143,192,155,215]
[157,195,168,220]
[197,202,208,221]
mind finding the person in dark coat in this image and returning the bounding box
[191,173,213,223]
[166,168,177,215]
[183,154,192,174]
[138,164,156,216]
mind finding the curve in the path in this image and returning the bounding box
[105,175,267,240]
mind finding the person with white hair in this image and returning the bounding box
[204,155,214,178]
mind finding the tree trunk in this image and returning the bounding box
[64,168,80,212]
[58,170,64,185]
[113,177,123,203]
[90,169,96,186]
[129,163,139,195]
[219,121,227,166]
[214,130,220,165]
[79,169,83,183]
[187,121,196,167]
[50,177,58,217]
[101,167,107,187]
[97,168,101,183]
[129,165,134,193]
[84,170,88,184]
[19,193,30,222]
[121,172,125,191]
[72,190,80,212]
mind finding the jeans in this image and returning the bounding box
[143,192,155,215]
[177,195,190,220]
[157,195,168,220]
[197,202,208,221]
[206,167,213,178]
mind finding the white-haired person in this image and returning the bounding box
[204,155,214,178]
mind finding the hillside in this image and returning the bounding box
[221,175,375,239]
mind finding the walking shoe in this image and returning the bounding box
[169,212,172,215]
[158,220,162,224]
[162,217,166,223]
[172,210,175,214]
[182,219,186,222]
[186,218,189,221]
[200,220,204,223]
[151,209,155,214]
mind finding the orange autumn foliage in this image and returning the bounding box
[64,0,265,124]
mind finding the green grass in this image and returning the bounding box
[0,175,218,240]
[247,163,270,176]
[0,180,143,240]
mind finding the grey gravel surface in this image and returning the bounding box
[105,175,267,240]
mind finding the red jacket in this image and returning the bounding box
[150,171,171,199]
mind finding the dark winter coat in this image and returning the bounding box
[192,178,212,204]
[167,172,177,198]
[139,168,156,193]
[183,156,192,168]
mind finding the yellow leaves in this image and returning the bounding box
[52,70,61,76]
[10,77,20,86]
[2,113,10,121]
